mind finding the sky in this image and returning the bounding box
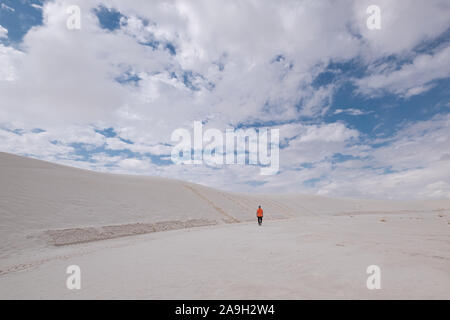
[0,0,449,199]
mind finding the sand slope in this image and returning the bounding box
[0,152,449,299]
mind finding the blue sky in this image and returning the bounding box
[0,0,449,199]
[0,0,43,44]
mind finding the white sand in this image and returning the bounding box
[0,152,449,299]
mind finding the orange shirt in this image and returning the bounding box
[257,208,263,217]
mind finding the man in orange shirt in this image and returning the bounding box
[257,205,263,226]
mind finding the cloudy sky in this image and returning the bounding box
[0,0,449,199]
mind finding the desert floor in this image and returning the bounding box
[0,211,449,299]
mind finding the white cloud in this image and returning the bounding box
[334,108,367,116]
[0,44,23,81]
[371,113,450,170]
[116,158,153,173]
[291,114,450,199]
[30,4,43,10]
[352,0,450,58]
[297,123,359,143]
[355,46,450,98]
[3,0,447,129]
[105,137,172,155]
[0,25,7,38]
[0,3,14,12]
[0,128,74,159]
[0,0,449,199]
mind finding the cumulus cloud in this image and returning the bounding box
[352,0,450,58]
[243,115,449,199]
[0,44,23,81]
[0,0,449,199]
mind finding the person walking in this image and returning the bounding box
[257,205,263,226]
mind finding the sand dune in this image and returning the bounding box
[0,152,449,299]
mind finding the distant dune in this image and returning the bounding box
[0,152,449,299]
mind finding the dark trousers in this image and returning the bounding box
[257,216,263,225]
